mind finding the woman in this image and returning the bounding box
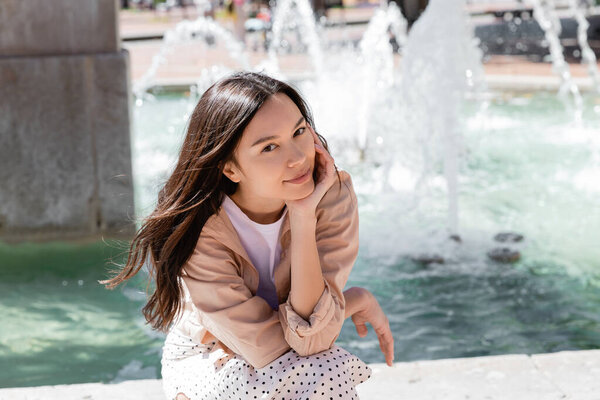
[100,71,394,399]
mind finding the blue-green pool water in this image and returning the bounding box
[1,90,599,388]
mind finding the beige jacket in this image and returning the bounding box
[172,170,359,369]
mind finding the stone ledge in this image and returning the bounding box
[137,73,600,94]
[1,350,598,399]
[485,74,598,92]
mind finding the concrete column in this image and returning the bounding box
[0,0,135,243]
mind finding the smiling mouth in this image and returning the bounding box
[285,167,311,182]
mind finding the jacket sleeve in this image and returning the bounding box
[277,170,359,356]
[181,235,292,369]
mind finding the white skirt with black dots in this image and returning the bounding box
[161,328,372,400]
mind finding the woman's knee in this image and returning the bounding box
[175,393,190,400]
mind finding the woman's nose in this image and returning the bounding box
[287,142,307,167]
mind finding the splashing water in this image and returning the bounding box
[567,0,600,94]
[263,0,325,76]
[130,0,598,269]
[529,0,584,121]
[401,0,486,238]
[132,17,251,100]
[356,1,407,157]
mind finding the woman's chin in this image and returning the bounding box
[287,180,315,200]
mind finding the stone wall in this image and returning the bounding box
[0,0,135,242]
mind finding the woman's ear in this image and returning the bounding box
[222,160,241,183]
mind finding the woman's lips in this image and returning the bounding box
[285,167,311,184]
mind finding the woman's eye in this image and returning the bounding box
[261,128,305,153]
[262,144,276,153]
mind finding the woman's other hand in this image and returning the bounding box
[351,289,395,367]
[285,125,337,217]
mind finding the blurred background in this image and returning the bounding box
[1,0,599,389]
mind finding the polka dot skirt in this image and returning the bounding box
[161,328,372,400]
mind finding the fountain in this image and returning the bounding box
[130,0,600,267]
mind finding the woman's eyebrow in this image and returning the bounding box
[251,116,305,147]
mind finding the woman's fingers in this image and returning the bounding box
[375,324,394,366]
[315,144,334,173]
[377,331,393,366]
[311,127,333,173]
[314,144,335,188]
[354,321,368,337]
[309,124,323,146]
[314,147,330,175]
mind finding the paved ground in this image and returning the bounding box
[1,349,599,399]
[119,6,600,92]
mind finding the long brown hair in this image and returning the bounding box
[99,71,341,332]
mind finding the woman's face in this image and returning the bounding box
[223,92,316,203]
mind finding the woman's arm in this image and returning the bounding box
[277,169,359,357]
[288,212,325,320]
[285,126,348,321]
[277,126,358,356]
[288,220,371,323]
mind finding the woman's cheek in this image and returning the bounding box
[267,154,285,175]
[304,136,316,158]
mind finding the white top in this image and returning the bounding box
[222,195,287,310]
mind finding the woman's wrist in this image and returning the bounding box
[343,287,370,319]
[288,211,317,233]
[288,208,317,222]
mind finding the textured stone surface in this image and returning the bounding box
[532,350,600,400]
[1,350,599,399]
[0,379,164,400]
[89,51,135,236]
[357,353,566,399]
[0,0,119,57]
[0,50,135,242]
